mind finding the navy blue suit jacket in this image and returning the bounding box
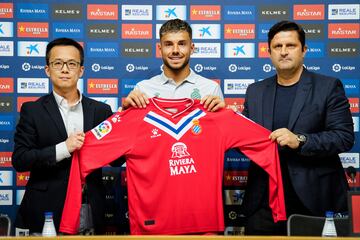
[12,93,113,234]
[242,69,354,217]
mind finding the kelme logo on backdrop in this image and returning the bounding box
[87,23,117,39]
[301,24,324,39]
[328,42,359,57]
[121,42,152,58]
[52,4,82,19]
[0,97,13,113]
[258,5,289,20]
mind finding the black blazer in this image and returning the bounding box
[12,93,113,234]
[241,69,354,217]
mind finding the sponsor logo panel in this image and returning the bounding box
[224,43,255,58]
[293,4,325,20]
[17,22,48,38]
[349,98,359,113]
[0,133,13,151]
[224,189,245,205]
[342,79,359,96]
[306,42,325,58]
[190,5,221,20]
[17,78,49,94]
[257,24,272,40]
[156,5,186,20]
[191,24,220,39]
[53,23,84,39]
[224,98,245,112]
[0,96,13,112]
[192,43,221,58]
[328,4,360,20]
[91,97,118,113]
[258,5,289,20]
[0,190,12,205]
[122,24,152,39]
[121,42,152,58]
[224,79,254,95]
[0,3,13,18]
[301,23,324,39]
[122,5,152,20]
[340,153,360,169]
[0,22,13,37]
[87,79,118,94]
[0,115,14,131]
[0,152,12,167]
[0,78,14,93]
[353,117,359,132]
[16,190,25,205]
[328,42,359,57]
[16,3,49,19]
[120,79,141,97]
[16,172,29,187]
[87,42,119,58]
[87,4,118,20]
[328,23,359,39]
[224,24,255,39]
[223,5,255,21]
[87,23,117,39]
[258,42,269,58]
[52,4,82,20]
[0,171,13,186]
[0,41,13,56]
[224,171,248,187]
[17,41,47,57]
[17,97,39,112]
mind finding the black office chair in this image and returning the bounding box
[0,214,11,236]
[287,214,349,236]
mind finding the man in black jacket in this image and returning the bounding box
[12,38,113,234]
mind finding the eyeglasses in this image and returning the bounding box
[49,60,81,70]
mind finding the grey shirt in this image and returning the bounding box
[135,69,224,100]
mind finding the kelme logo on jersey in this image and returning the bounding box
[169,142,197,176]
[92,120,112,140]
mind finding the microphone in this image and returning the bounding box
[346,166,357,184]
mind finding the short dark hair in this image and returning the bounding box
[268,21,306,51]
[159,19,192,40]
[46,38,84,66]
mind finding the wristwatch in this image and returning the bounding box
[296,134,307,147]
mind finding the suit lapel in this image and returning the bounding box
[82,96,95,132]
[43,93,68,140]
[262,76,277,130]
[288,69,312,130]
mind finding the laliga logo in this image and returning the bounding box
[228,64,237,73]
[263,64,272,73]
[126,64,135,72]
[92,63,100,72]
[332,64,341,73]
[22,62,31,71]
[194,64,203,73]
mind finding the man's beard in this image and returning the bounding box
[163,56,190,72]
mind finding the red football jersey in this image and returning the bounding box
[60,98,285,234]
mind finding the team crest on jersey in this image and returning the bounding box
[169,142,197,176]
[191,119,202,135]
[92,120,112,140]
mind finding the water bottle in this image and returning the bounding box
[42,212,57,237]
[321,211,337,237]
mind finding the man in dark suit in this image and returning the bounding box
[12,38,113,235]
[241,21,354,235]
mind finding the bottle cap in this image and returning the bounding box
[325,211,334,218]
